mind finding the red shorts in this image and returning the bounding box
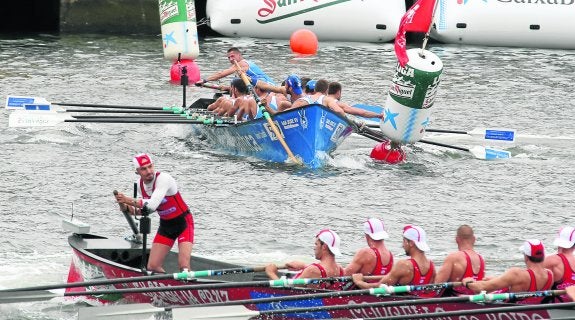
[153,212,194,246]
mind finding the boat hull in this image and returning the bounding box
[190,104,354,168]
[432,0,575,49]
[206,0,405,42]
[67,233,571,319]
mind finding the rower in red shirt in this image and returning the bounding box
[544,226,575,302]
[344,218,394,276]
[265,229,345,289]
[435,225,485,295]
[463,239,553,304]
[353,224,438,297]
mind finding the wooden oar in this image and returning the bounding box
[154,289,569,320]
[355,124,511,160]
[77,280,458,319]
[0,265,285,294]
[0,275,344,304]
[232,61,302,165]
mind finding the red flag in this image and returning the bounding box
[394,0,437,67]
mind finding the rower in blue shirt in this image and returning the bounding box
[196,47,275,87]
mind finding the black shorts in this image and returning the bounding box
[157,211,189,240]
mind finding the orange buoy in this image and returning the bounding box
[290,29,318,55]
[370,140,406,165]
[170,59,201,84]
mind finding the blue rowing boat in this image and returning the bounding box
[189,102,355,168]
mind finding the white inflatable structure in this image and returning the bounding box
[206,0,406,42]
[159,0,200,60]
[431,0,575,50]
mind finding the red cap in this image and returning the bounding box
[133,153,153,169]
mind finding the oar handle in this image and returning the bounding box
[114,190,139,236]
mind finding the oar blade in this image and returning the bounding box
[77,303,162,320]
[469,146,512,160]
[0,289,59,304]
[8,111,72,127]
[172,305,259,320]
[469,128,516,142]
[5,95,50,110]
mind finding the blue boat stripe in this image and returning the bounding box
[402,108,418,142]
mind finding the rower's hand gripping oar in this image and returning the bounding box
[232,61,301,165]
[113,190,140,239]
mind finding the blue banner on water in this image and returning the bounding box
[6,96,49,109]
[485,148,511,160]
[24,104,51,111]
[249,291,330,319]
[7,97,35,108]
[485,129,515,142]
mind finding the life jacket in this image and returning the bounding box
[140,172,189,220]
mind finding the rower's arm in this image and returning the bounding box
[339,102,383,119]
[434,253,456,283]
[465,267,522,293]
[204,66,237,82]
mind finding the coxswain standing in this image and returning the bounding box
[115,153,194,273]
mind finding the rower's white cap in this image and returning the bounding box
[403,225,430,252]
[553,226,575,249]
[133,153,153,169]
[519,239,545,259]
[364,218,389,240]
[316,229,341,256]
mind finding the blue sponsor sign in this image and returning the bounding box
[485,129,515,142]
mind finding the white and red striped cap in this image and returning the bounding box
[316,229,341,256]
[133,153,153,169]
[403,225,430,252]
[553,226,575,249]
[364,218,389,240]
[520,239,545,259]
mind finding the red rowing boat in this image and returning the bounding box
[64,226,575,320]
